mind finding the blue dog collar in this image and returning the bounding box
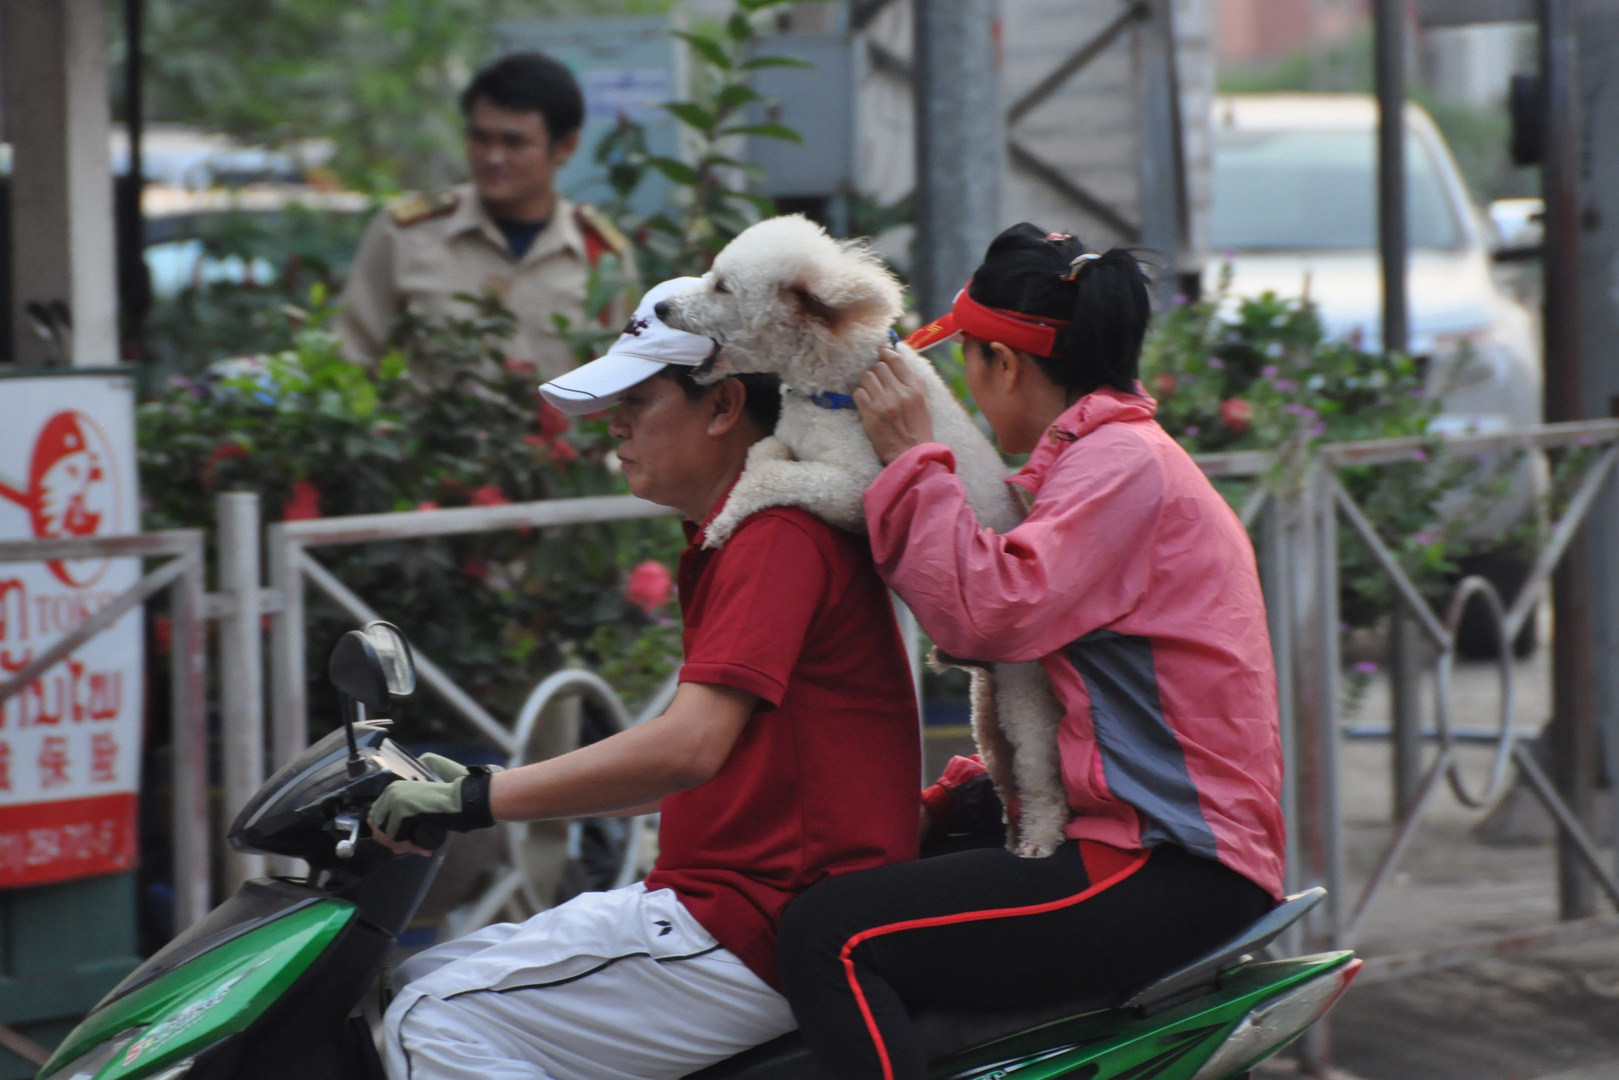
[808,391,858,410]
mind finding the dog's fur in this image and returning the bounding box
[657,215,1068,857]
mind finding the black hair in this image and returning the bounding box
[658,367,782,436]
[460,52,585,142]
[965,222,1151,398]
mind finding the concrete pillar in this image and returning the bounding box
[2,0,119,367]
[913,0,1003,321]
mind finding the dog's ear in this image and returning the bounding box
[788,285,845,327]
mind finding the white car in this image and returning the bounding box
[1208,94,1543,652]
[1209,96,1542,515]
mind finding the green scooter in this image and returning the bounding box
[37,623,1358,1080]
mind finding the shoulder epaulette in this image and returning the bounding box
[389,190,459,227]
[574,203,634,265]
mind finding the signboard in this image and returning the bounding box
[0,372,143,888]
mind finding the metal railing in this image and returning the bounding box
[1201,420,1619,999]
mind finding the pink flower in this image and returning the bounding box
[1152,374,1176,396]
[624,560,673,613]
[503,357,538,376]
[470,485,509,507]
[282,479,321,521]
[414,500,440,511]
[461,556,488,581]
[1220,398,1253,432]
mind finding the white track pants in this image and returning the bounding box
[382,883,797,1080]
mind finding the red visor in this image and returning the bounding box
[905,286,1069,356]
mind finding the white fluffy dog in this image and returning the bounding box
[656,215,1068,857]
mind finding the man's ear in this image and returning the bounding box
[551,129,581,165]
[705,378,750,437]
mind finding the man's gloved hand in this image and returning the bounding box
[416,752,471,782]
[369,764,500,850]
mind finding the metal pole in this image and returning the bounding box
[1134,0,1193,305]
[1297,465,1344,1073]
[1374,0,1424,828]
[217,493,266,889]
[1541,0,1596,920]
[1259,494,1302,958]
[171,544,211,928]
[267,522,307,769]
[1389,612,1424,818]
[912,0,1003,321]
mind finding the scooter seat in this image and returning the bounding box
[684,992,1120,1080]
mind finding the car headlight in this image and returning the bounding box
[1430,329,1504,394]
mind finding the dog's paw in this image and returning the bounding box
[1013,837,1061,859]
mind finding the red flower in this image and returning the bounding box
[624,560,673,613]
[1152,373,1176,396]
[546,438,579,467]
[414,500,440,511]
[521,434,546,447]
[282,479,321,521]
[536,402,572,438]
[200,443,249,489]
[470,485,509,507]
[1220,398,1253,433]
[461,556,488,581]
[504,357,538,376]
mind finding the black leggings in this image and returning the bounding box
[776,842,1272,1080]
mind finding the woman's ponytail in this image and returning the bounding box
[1052,248,1151,397]
[966,224,1152,399]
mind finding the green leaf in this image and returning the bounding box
[674,31,731,71]
[714,83,763,112]
[726,12,755,41]
[737,0,797,11]
[738,55,812,71]
[661,101,718,133]
[717,123,803,143]
[647,156,700,185]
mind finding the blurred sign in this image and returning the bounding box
[0,372,143,888]
[581,69,673,123]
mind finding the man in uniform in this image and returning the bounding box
[338,51,636,381]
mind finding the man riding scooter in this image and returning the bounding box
[364,277,923,1080]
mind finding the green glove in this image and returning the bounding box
[416,752,471,782]
[370,766,498,848]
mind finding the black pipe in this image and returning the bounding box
[117,0,149,364]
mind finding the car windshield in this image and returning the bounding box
[1210,128,1463,251]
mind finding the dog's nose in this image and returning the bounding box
[653,301,672,322]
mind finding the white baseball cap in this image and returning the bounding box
[538,277,715,414]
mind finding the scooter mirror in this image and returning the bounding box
[361,620,416,698]
[328,621,414,712]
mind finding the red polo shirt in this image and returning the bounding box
[643,497,921,990]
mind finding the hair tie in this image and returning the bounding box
[1060,252,1102,282]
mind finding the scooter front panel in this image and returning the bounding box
[38,900,355,1080]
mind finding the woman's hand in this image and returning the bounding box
[855,349,934,465]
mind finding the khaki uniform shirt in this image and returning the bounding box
[337,184,637,382]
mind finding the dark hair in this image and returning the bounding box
[460,52,585,142]
[965,222,1150,398]
[658,367,782,435]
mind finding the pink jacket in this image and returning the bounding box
[865,388,1285,900]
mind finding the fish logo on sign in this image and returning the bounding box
[0,411,122,587]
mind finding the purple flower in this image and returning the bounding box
[1414,532,1434,546]
[1413,449,1429,462]
[1354,661,1379,675]
[1207,357,1225,370]
[1274,379,1298,392]
[1185,425,1201,436]
[1173,293,1188,306]
[1284,403,1318,418]
[1262,365,1280,379]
